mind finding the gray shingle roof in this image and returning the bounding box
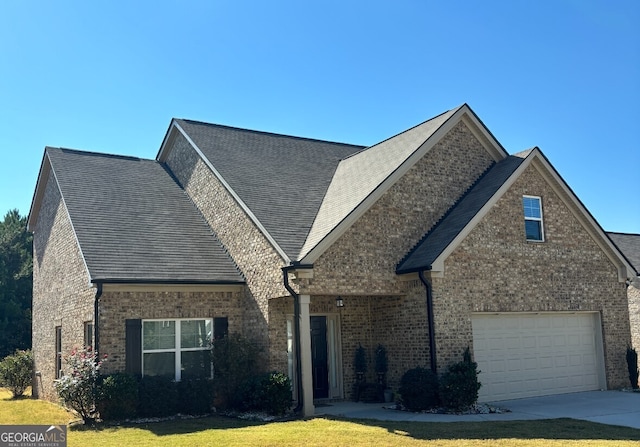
[607,232,640,274]
[301,107,461,258]
[396,155,525,274]
[174,120,365,260]
[46,147,244,283]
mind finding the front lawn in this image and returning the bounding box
[2,389,639,446]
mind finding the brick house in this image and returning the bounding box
[28,104,637,415]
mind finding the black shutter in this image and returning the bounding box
[125,319,142,376]
[214,317,228,340]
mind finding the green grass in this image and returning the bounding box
[2,389,639,446]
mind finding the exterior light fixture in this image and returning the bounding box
[336,296,344,308]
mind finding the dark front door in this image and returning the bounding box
[310,316,329,399]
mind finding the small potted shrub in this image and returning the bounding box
[375,344,388,386]
[626,346,639,390]
[354,345,367,382]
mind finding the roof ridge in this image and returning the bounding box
[49,146,155,163]
[396,159,498,270]
[176,118,366,149]
[607,231,640,237]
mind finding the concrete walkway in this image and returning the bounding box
[315,390,640,430]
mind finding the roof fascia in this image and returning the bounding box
[528,150,636,281]
[299,104,507,264]
[429,149,635,281]
[29,148,95,285]
[459,104,509,161]
[162,121,291,264]
[27,150,51,232]
[156,119,179,163]
[99,282,245,293]
[428,151,535,276]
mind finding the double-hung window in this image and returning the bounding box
[523,195,544,242]
[142,319,212,380]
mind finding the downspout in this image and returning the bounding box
[418,270,437,374]
[94,282,103,362]
[282,266,304,414]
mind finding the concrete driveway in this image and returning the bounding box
[315,390,640,429]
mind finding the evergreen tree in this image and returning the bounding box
[0,210,32,357]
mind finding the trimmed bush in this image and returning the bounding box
[211,334,261,410]
[439,347,482,410]
[0,349,33,398]
[398,367,439,411]
[626,346,639,389]
[96,373,139,421]
[177,378,215,415]
[137,375,178,418]
[239,372,292,415]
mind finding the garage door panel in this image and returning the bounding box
[472,313,603,401]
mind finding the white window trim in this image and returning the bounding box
[523,195,545,242]
[141,318,213,381]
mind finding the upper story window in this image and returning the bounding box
[523,195,544,242]
[142,319,213,380]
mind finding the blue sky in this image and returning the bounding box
[1,1,638,233]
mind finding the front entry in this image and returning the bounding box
[288,313,343,401]
[311,316,329,399]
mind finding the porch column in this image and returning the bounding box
[299,294,315,417]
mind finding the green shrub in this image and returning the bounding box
[398,367,439,411]
[0,349,33,398]
[375,345,388,374]
[137,375,178,417]
[439,347,482,411]
[626,346,639,389]
[238,372,291,415]
[211,334,261,410]
[258,372,292,415]
[54,347,103,424]
[177,378,215,415]
[354,345,367,375]
[96,373,138,421]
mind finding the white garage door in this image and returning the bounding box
[472,312,605,402]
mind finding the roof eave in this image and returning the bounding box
[530,150,637,281]
[403,149,636,282]
[299,104,509,264]
[91,278,245,285]
[27,149,53,232]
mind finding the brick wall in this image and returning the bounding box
[98,288,244,375]
[32,174,95,400]
[292,121,495,392]
[431,164,631,388]
[164,133,288,363]
[308,120,495,295]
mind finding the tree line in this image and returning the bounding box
[0,209,32,357]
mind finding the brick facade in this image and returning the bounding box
[32,175,95,400]
[308,121,495,295]
[164,133,288,361]
[98,288,244,375]
[430,164,631,388]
